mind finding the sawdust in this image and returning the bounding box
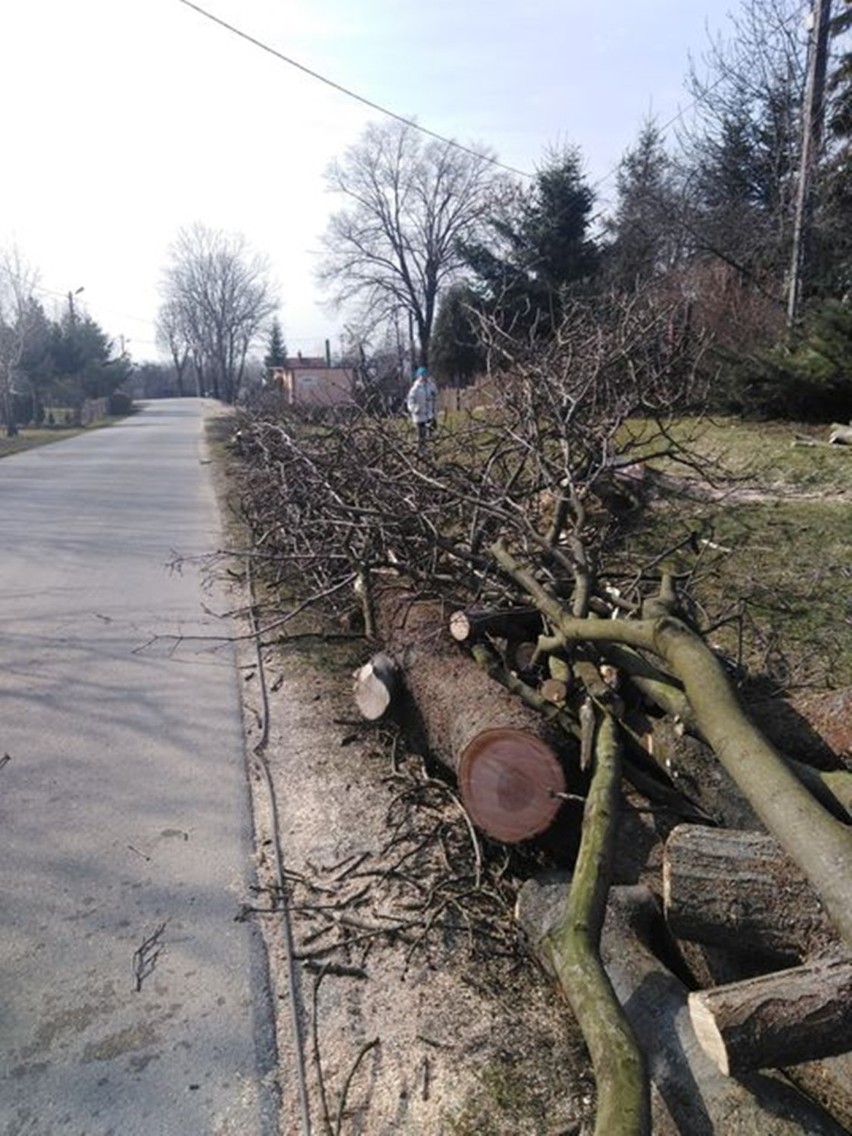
[236,638,592,1136]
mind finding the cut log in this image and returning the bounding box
[540,677,570,705]
[785,1054,852,1133]
[352,652,400,721]
[457,726,567,842]
[448,606,543,643]
[518,880,847,1135]
[492,540,852,951]
[828,423,852,445]
[663,825,836,961]
[689,955,852,1075]
[363,587,575,843]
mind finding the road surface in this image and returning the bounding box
[0,400,278,1135]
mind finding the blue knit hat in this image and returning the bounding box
[415,366,428,377]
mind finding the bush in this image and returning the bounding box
[709,299,852,421]
[108,391,134,417]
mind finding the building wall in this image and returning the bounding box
[270,366,356,408]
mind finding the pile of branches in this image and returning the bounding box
[229,295,852,1134]
[234,295,710,625]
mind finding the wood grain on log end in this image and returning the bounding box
[459,727,566,842]
[353,652,399,720]
[689,996,731,1075]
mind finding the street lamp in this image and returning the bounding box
[67,285,84,324]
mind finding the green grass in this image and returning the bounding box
[618,492,851,691]
[623,416,852,495]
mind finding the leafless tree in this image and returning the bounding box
[155,298,194,396]
[160,224,277,403]
[676,0,807,290]
[318,120,505,366]
[0,248,40,436]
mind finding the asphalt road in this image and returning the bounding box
[0,400,278,1135]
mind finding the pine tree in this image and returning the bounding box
[263,318,287,377]
[604,120,680,290]
[460,146,598,338]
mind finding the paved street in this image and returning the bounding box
[0,401,278,1135]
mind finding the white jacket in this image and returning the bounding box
[406,376,437,424]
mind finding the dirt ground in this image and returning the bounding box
[205,408,852,1135]
[233,634,594,1136]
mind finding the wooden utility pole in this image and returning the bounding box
[787,0,832,326]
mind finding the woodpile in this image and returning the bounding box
[351,571,852,1134]
[227,312,851,1133]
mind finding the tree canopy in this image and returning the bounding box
[1,248,129,432]
[160,224,277,403]
[319,120,502,365]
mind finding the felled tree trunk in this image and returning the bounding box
[448,606,544,644]
[518,881,847,1135]
[492,541,852,951]
[358,586,575,843]
[785,1055,852,1134]
[663,825,836,961]
[689,956,852,1074]
[522,713,650,1136]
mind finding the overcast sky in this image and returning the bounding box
[1,0,762,363]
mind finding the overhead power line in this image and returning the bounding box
[175,0,533,178]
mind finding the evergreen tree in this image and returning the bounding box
[460,146,598,339]
[48,312,129,405]
[263,317,287,376]
[429,284,486,386]
[603,120,681,290]
[678,0,803,290]
[816,4,852,296]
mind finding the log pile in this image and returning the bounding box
[351,569,852,1134]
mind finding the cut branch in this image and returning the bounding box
[524,714,650,1136]
[492,540,852,951]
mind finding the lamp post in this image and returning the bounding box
[67,285,84,325]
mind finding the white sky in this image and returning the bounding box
[1,0,757,363]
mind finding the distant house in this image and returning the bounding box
[271,354,356,409]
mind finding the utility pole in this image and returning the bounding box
[787,0,832,327]
[67,285,85,327]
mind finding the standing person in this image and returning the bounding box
[405,365,437,449]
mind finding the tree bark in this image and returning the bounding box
[689,956,852,1075]
[663,825,837,961]
[363,586,574,843]
[784,1055,852,1134]
[599,646,852,823]
[518,881,847,1135]
[520,716,650,1136]
[492,540,852,951]
[448,606,544,643]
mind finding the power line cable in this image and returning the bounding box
[175,0,533,178]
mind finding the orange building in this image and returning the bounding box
[270,355,356,408]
